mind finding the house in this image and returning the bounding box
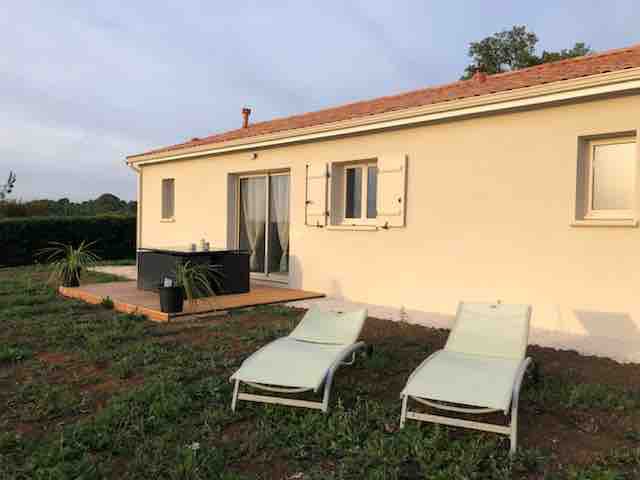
[127,44,640,362]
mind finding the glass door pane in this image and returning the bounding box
[268,174,290,275]
[239,177,266,273]
[345,167,362,219]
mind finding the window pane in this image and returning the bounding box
[345,167,362,218]
[268,175,290,275]
[592,142,635,211]
[239,177,266,273]
[367,166,377,218]
[162,179,174,219]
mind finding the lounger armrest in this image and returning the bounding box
[509,357,532,415]
[316,341,366,412]
[321,341,366,392]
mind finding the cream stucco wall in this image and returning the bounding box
[137,94,640,361]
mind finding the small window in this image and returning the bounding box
[339,161,377,224]
[584,137,636,219]
[161,178,175,219]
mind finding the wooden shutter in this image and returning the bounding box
[376,154,407,228]
[162,178,175,219]
[305,163,327,226]
[328,162,343,225]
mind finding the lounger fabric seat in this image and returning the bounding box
[230,338,353,391]
[401,350,522,411]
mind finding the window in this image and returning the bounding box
[306,154,406,229]
[582,136,636,220]
[161,178,175,219]
[342,161,377,224]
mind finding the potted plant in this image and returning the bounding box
[158,279,184,314]
[38,241,100,287]
[158,261,224,313]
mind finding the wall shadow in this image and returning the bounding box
[573,309,640,361]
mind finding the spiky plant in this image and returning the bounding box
[38,241,100,287]
[0,171,16,200]
[174,261,224,301]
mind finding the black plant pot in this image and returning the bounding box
[63,269,81,287]
[159,286,184,313]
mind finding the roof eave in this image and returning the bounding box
[126,67,640,166]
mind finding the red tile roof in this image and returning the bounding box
[130,44,640,159]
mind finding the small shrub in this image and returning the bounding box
[623,430,640,442]
[0,432,19,454]
[101,296,114,309]
[0,344,32,363]
[567,464,624,480]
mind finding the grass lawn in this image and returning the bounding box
[1,265,639,479]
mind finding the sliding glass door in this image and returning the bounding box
[238,172,289,279]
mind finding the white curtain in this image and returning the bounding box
[270,175,290,272]
[241,178,266,271]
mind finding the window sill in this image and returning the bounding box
[571,219,638,228]
[327,224,378,231]
[160,218,175,223]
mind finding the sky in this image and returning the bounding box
[1,1,638,201]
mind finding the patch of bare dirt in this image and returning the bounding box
[37,351,73,365]
[527,344,640,389]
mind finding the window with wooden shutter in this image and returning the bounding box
[376,154,407,228]
[161,178,175,219]
[305,164,327,226]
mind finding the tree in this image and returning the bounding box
[94,193,127,214]
[462,26,593,79]
[0,171,16,200]
[539,42,591,63]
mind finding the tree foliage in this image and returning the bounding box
[462,25,593,79]
[0,193,137,218]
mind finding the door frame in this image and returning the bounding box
[236,170,290,283]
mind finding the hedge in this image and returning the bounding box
[0,215,136,267]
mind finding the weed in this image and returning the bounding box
[101,296,115,309]
[524,372,640,411]
[0,344,32,363]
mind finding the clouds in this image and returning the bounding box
[1,1,638,200]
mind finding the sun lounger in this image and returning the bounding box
[400,302,532,454]
[230,308,367,412]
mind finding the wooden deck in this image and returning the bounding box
[59,281,325,322]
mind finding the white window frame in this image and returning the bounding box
[161,178,175,221]
[341,161,378,226]
[584,136,636,220]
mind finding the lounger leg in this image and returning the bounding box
[321,381,331,413]
[321,357,339,413]
[231,379,240,412]
[509,417,517,455]
[321,341,366,413]
[400,395,408,429]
